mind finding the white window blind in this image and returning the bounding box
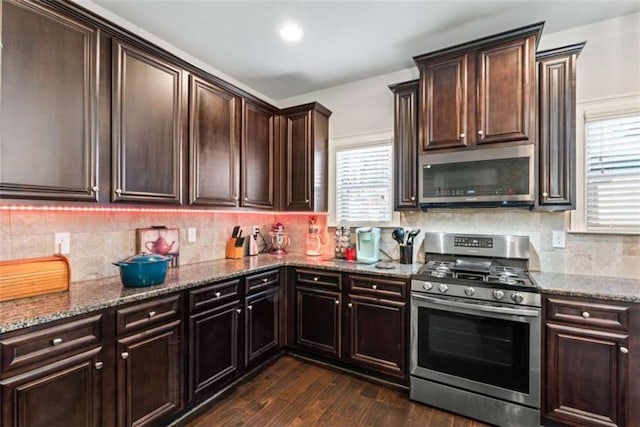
[335,144,392,224]
[585,114,640,230]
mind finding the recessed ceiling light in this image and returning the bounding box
[280,23,303,42]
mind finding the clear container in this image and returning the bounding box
[305,225,323,256]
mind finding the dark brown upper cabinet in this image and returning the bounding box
[414,22,542,152]
[0,0,99,201]
[389,80,419,210]
[241,99,278,209]
[188,75,241,206]
[112,40,184,204]
[281,103,332,211]
[536,43,585,211]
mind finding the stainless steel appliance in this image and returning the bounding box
[410,232,541,427]
[418,144,535,209]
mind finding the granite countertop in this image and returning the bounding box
[531,272,640,304]
[0,254,419,334]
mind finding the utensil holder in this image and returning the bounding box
[225,239,244,259]
[399,245,413,264]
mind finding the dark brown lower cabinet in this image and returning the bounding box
[188,301,241,402]
[346,294,407,378]
[245,287,279,365]
[117,319,182,427]
[295,286,342,359]
[0,347,103,427]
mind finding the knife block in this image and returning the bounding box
[225,239,244,259]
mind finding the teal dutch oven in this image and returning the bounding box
[113,253,172,287]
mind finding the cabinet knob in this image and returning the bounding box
[542,192,549,197]
[92,186,99,192]
[236,308,242,314]
[215,292,221,298]
[248,305,253,311]
[313,276,318,282]
[582,311,590,318]
[305,199,309,203]
[334,299,340,305]
[244,197,248,201]
[262,278,269,283]
[459,133,465,139]
[372,285,377,290]
[121,352,129,360]
[148,311,156,318]
[410,196,415,201]
[348,303,353,308]
[233,195,239,201]
[52,338,63,346]
[115,188,123,195]
[620,347,629,354]
[477,130,484,136]
[94,361,104,370]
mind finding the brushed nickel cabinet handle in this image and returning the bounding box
[460,133,465,139]
[542,192,549,197]
[410,196,415,201]
[236,308,242,314]
[262,278,269,283]
[52,338,63,346]
[244,197,248,201]
[620,347,629,354]
[248,305,253,311]
[94,361,104,370]
[148,311,156,318]
[233,195,239,201]
[582,311,590,318]
[115,188,123,195]
[121,352,129,360]
[477,130,484,136]
[215,292,221,298]
[348,303,353,308]
[372,285,378,290]
[92,186,99,192]
[334,299,340,305]
[313,276,319,282]
[305,199,309,203]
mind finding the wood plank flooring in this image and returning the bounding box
[185,356,490,427]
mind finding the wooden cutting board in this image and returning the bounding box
[0,255,71,302]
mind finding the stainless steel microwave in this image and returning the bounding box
[418,144,535,209]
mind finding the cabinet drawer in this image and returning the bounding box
[0,314,103,374]
[296,269,342,290]
[348,275,407,300]
[189,279,240,313]
[545,297,630,331]
[116,294,182,336]
[245,269,280,294]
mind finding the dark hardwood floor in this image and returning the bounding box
[185,356,489,427]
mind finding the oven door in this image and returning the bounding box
[410,292,540,408]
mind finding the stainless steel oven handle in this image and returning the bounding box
[412,293,539,317]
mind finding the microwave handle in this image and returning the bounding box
[412,293,539,317]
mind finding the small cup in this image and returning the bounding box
[399,245,413,264]
[345,247,356,261]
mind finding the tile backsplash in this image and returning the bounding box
[1,208,638,282]
[0,210,328,282]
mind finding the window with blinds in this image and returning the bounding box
[335,143,393,224]
[585,114,640,230]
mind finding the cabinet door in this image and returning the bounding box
[545,323,628,427]
[419,53,469,151]
[112,40,183,203]
[391,81,419,210]
[538,46,583,209]
[188,75,240,206]
[346,295,406,378]
[295,286,341,359]
[245,287,280,365]
[476,36,535,145]
[117,320,182,427]
[0,0,98,201]
[0,347,103,427]
[284,110,312,210]
[241,99,275,209]
[188,302,240,402]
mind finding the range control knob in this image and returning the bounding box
[464,287,475,296]
[511,292,525,304]
[423,282,433,291]
[438,284,449,293]
[493,290,505,300]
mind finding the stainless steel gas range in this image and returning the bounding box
[410,232,541,427]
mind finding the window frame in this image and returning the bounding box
[328,129,400,228]
[570,93,640,235]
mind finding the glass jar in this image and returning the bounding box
[305,225,322,256]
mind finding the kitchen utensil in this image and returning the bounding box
[232,226,240,238]
[113,253,171,287]
[407,229,421,246]
[391,228,405,245]
[235,237,245,247]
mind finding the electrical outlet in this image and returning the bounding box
[188,227,197,242]
[54,232,70,255]
[552,230,566,248]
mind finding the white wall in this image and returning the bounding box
[277,12,640,138]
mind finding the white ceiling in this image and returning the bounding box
[92,0,640,101]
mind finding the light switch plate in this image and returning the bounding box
[54,232,70,255]
[188,228,197,242]
[552,230,566,248]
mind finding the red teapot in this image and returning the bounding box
[145,236,175,255]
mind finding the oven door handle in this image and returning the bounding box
[411,294,540,317]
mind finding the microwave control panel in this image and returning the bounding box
[454,237,493,248]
